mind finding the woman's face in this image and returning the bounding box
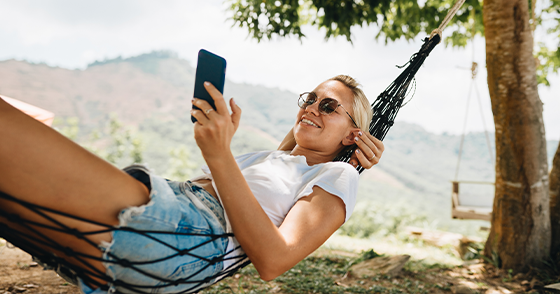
[293,80,358,156]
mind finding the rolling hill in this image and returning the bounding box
[1,51,558,236]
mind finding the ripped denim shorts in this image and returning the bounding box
[79,165,228,294]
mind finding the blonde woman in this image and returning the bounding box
[0,75,383,293]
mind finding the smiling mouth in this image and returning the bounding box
[301,118,320,128]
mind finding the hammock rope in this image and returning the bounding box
[0,1,466,292]
[0,190,250,293]
[431,0,467,42]
[336,0,466,173]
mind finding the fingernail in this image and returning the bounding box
[354,137,359,142]
[192,98,196,104]
[358,131,363,136]
[204,81,210,86]
[231,98,236,105]
[356,149,361,154]
[352,161,357,167]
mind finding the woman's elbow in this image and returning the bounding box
[253,260,288,281]
[256,267,282,281]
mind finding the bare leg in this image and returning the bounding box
[0,98,150,284]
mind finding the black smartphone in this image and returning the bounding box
[191,49,227,123]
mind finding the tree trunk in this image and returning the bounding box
[550,142,560,262]
[483,0,550,271]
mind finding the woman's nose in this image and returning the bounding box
[305,101,321,116]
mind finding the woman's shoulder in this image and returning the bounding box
[236,150,359,179]
[235,150,279,162]
[315,161,359,183]
[323,160,359,172]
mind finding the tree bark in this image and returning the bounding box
[483,0,550,271]
[550,142,560,262]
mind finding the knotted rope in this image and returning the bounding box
[430,0,467,43]
[336,0,466,173]
[0,190,250,294]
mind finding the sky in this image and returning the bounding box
[1,0,558,140]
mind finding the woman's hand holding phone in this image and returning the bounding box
[191,49,227,123]
[192,82,241,162]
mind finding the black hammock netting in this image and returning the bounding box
[335,33,441,173]
[0,33,442,294]
[0,184,251,293]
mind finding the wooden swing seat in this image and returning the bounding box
[451,181,493,221]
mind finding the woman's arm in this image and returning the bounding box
[192,83,345,280]
[207,154,344,280]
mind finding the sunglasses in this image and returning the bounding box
[298,92,358,127]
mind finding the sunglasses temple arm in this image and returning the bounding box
[339,105,359,128]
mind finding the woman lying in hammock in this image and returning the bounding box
[0,74,383,294]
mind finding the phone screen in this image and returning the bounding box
[192,49,227,123]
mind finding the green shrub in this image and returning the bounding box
[339,201,428,238]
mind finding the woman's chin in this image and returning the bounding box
[295,136,334,152]
[293,128,318,144]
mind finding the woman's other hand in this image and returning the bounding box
[191,82,242,161]
[349,131,384,169]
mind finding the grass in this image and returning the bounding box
[202,204,480,293]
[201,229,560,293]
[203,255,434,294]
[322,233,463,267]
[201,233,466,294]
[201,250,465,294]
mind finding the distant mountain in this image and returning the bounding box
[0,51,298,139]
[1,52,558,235]
[0,53,186,128]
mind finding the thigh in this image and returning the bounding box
[102,176,227,293]
[0,99,149,283]
[0,98,150,226]
[0,98,151,287]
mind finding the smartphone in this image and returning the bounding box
[191,49,227,123]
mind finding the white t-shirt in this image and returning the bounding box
[199,150,359,269]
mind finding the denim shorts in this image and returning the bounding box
[79,165,228,294]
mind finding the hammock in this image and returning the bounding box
[0,1,465,292]
[335,31,441,172]
[0,188,250,293]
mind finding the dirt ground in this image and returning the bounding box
[0,241,557,294]
[0,242,80,294]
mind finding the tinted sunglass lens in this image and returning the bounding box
[320,99,339,114]
[304,94,316,105]
[298,96,306,108]
[299,93,316,108]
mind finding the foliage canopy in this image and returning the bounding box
[227,0,483,45]
[227,0,560,85]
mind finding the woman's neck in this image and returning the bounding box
[289,145,341,166]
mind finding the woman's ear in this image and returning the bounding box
[342,128,361,146]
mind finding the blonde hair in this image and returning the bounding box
[328,75,372,132]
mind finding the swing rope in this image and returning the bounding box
[454,62,476,181]
[454,6,494,181]
[0,1,467,292]
[454,62,495,181]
